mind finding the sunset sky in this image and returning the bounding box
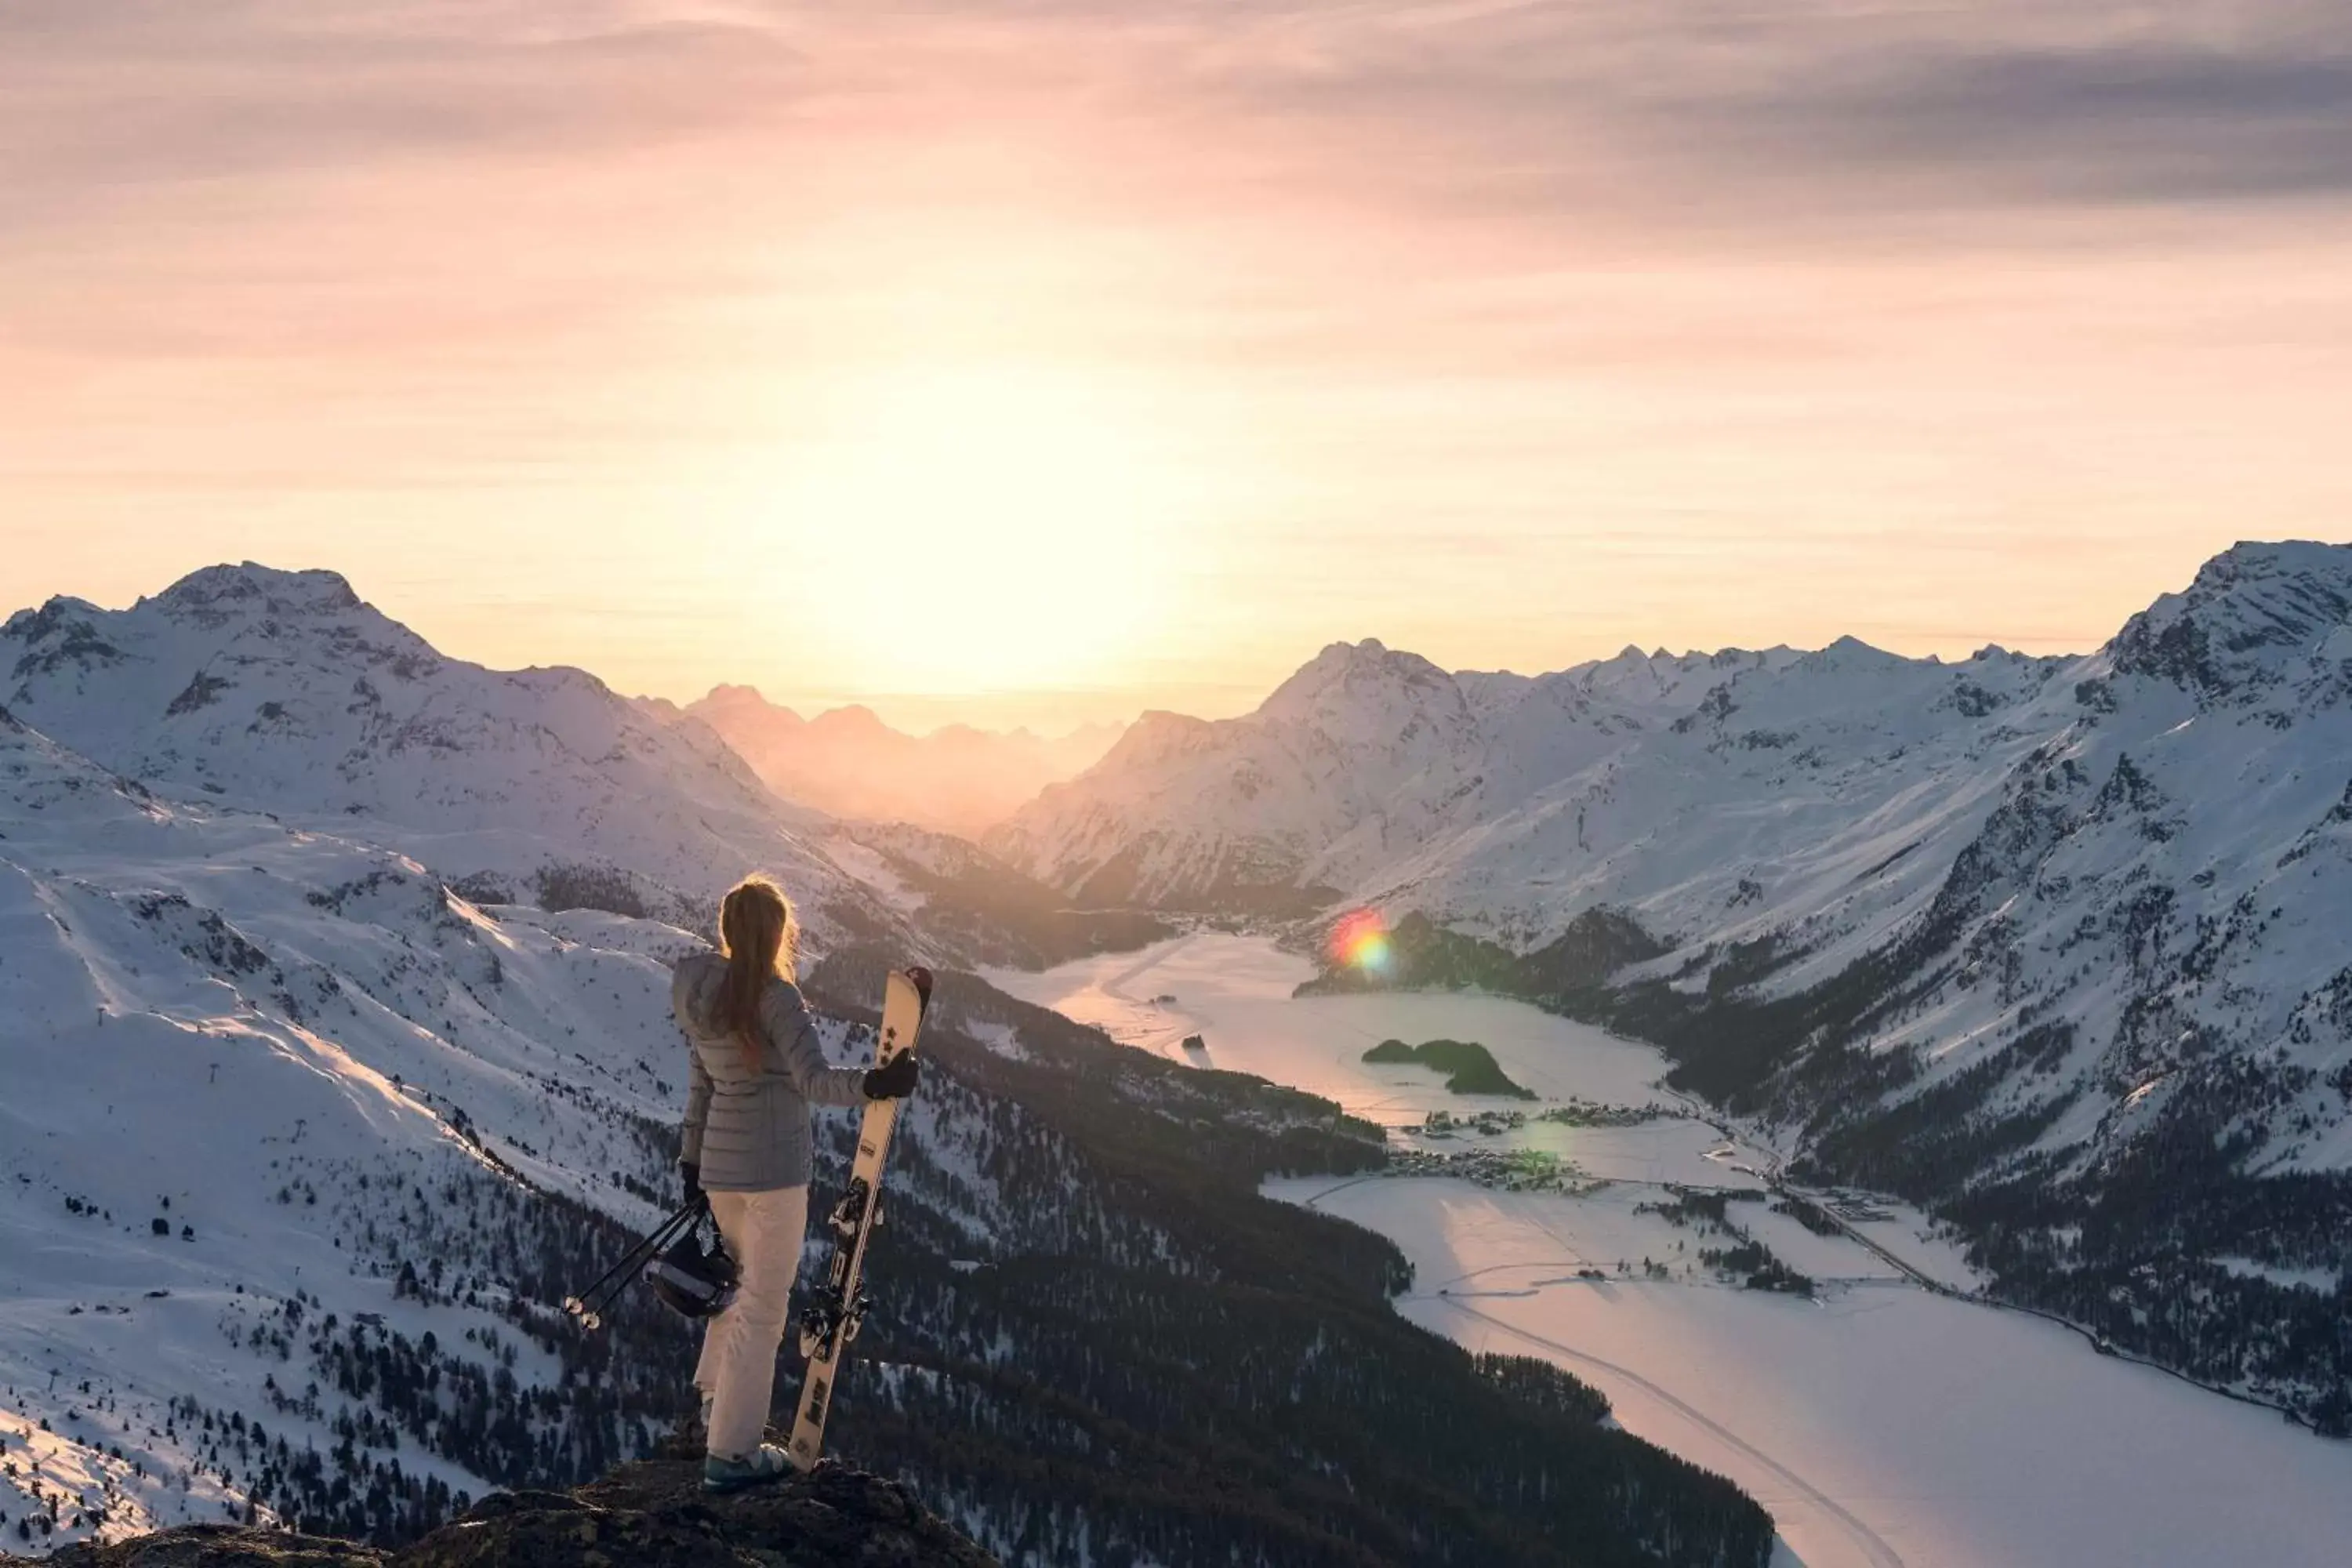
[8,2,2351,733]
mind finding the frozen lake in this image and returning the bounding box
[990,933,2352,1568]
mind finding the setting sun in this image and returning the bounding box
[762,364,1199,697]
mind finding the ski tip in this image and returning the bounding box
[903,966,935,1007]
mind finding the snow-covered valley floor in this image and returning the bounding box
[988,934,2352,1568]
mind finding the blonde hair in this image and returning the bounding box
[714,875,798,1073]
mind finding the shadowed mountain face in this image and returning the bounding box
[686,685,1120,839]
[993,541,2352,1431]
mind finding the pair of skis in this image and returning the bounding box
[786,964,931,1472]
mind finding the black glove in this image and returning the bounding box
[862,1053,920,1102]
[679,1161,703,1207]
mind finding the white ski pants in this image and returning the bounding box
[694,1184,809,1459]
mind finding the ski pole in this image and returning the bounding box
[565,1198,702,1327]
[569,1203,696,1327]
[586,1199,702,1304]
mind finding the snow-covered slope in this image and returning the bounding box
[1647,543,2352,1427]
[1793,539,2352,1181]
[684,685,1119,839]
[0,703,1114,1552]
[0,703,681,1548]
[987,640,1472,909]
[0,564,1012,1550]
[992,551,2345,1016]
[0,566,907,947]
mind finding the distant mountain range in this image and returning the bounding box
[684,684,1120,838]
[989,638,1809,914]
[994,541,2352,1430]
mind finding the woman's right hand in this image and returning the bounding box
[862,1054,920,1101]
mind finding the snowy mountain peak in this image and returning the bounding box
[994,633,1769,910]
[1802,633,1902,670]
[993,618,2067,927]
[2,595,103,640]
[695,682,802,726]
[0,564,911,944]
[1269,637,1423,688]
[147,562,363,618]
[1089,709,1219,772]
[1258,637,1461,728]
[3,596,131,685]
[2107,538,2352,700]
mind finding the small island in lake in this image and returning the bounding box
[1180,1033,1207,1052]
[1362,1038,1535,1098]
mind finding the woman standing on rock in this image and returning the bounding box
[672,874,920,1492]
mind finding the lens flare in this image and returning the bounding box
[1328,909,1392,974]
